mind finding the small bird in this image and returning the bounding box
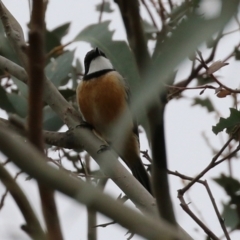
[76,47,152,194]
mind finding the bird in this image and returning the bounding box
[76,47,152,194]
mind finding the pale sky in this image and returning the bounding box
[1,1,240,240]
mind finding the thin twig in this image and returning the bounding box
[158,0,168,22]
[179,136,234,194]
[0,164,46,239]
[178,193,219,240]
[94,221,116,228]
[168,33,221,99]
[169,170,230,239]
[204,180,230,240]
[167,0,173,10]
[46,40,73,59]
[141,0,158,28]
[140,149,152,163]
[197,51,240,94]
[0,187,8,210]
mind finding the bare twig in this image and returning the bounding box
[140,0,158,28]
[197,51,240,94]
[179,136,234,195]
[94,193,128,229]
[178,193,219,240]
[45,40,73,59]
[168,31,223,99]
[140,149,152,163]
[94,221,116,228]
[204,180,230,240]
[167,0,173,10]
[0,187,8,210]
[169,170,230,239]
[157,0,168,22]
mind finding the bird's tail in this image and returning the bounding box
[130,159,152,195]
[113,132,152,195]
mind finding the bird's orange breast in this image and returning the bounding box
[77,72,127,135]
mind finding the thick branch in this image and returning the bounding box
[0,125,187,240]
[148,101,176,225]
[0,165,46,240]
[28,0,45,150]
[114,0,150,75]
[27,1,63,239]
[0,117,83,149]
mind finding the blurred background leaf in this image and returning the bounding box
[43,106,64,131]
[45,50,75,87]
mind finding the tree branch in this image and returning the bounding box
[0,116,83,149]
[148,101,176,225]
[0,125,187,240]
[114,0,150,75]
[0,164,46,240]
[27,1,63,239]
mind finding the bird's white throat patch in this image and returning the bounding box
[88,56,113,74]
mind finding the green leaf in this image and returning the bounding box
[197,75,214,85]
[59,89,76,100]
[206,37,215,49]
[0,85,28,117]
[212,108,240,135]
[51,22,71,40]
[192,97,214,112]
[222,203,239,229]
[213,174,240,204]
[45,51,74,87]
[43,106,64,131]
[142,20,158,34]
[71,59,82,89]
[142,20,158,41]
[11,76,28,98]
[74,21,140,89]
[168,0,200,26]
[0,21,21,65]
[45,30,61,54]
[0,85,15,113]
[234,47,240,61]
[75,58,82,74]
[7,93,28,117]
[96,2,114,13]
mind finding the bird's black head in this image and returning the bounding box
[84,47,107,75]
